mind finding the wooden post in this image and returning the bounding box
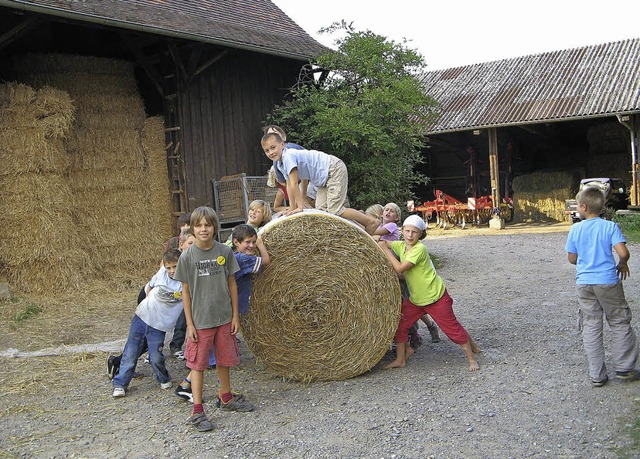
[488,127,505,229]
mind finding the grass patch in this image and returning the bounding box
[614,213,640,243]
[9,302,42,330]
[616,409,640,459]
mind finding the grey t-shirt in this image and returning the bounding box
[174,241,240,329]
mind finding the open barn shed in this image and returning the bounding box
[417,38,640,223]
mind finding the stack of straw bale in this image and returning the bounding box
[9,54,172,289]
[512,169,582,222]
[143,116,174,238]
[242,212,401,382]
[0,82,92,292]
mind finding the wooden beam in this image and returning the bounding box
[120,33,165,97]
[0,17,41,51]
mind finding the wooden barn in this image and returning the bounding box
[417,38,640,223]
[0,0,326,292]
[0,0,327,213]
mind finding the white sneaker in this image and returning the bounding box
[112,387,126,398]
[160,381,173,390]
[174,350,185,360]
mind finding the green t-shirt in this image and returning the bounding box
[174,241,240,329]
[391,240,445,306]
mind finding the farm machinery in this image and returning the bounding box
[409,190,514,229]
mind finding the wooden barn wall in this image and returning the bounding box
[179,51,301,209]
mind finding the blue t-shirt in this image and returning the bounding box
[565,217,626,284]
[275,147,331,188]
[274,142,304,183]
[234,252,263,314]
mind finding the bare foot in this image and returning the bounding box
[383,359,406,369]
[468,359,480,372]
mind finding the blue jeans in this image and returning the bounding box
[113,315,170,389]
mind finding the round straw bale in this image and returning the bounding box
[242,212,401,382]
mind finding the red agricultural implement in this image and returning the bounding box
[408,190,513,229]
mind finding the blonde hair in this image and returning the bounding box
[384,202,402,223]
[365,204,384,220]
[249,199,272,226]
[263,124,287,141]
[576,186,605,214]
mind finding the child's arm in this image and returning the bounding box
[285,168,305,214]
[567,252,577,265]
[273,188,289,213]
[182,282,198,342]
[256,235,270,266]
[228,275,240,334]
[378,240,414,274]
[613,242,630,280]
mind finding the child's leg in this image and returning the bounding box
[384,298,425,369]
[146,328,170,385]
[425,291,480,371]
[597,283,639,374]
[113,315,147,389]
[190,370,205,405]
[460,341,480,372]
[339,208,380,235]
[421,314,441,343]
[577,285,608,381]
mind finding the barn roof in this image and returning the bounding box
[0,0,328,60]
[420,38,640,134]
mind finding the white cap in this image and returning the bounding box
[402,214,426,231]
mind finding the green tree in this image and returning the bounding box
[265,21,439,209]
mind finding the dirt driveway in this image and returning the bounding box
[1,222,639,458]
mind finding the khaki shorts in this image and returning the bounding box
[314,156,348,215]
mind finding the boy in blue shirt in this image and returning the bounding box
[261,131,380,235]
[565,186,638,387]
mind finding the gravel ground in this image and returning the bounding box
[1,223,639,459]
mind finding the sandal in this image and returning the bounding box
[186,412,215,431]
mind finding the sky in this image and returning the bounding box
[273,0,640,70]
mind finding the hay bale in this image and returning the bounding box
[143,116,174,240]
[512,170,582,222]
[242,212,401,382]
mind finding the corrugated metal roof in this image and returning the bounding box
[0,0,328,60]
[419,38,640,134]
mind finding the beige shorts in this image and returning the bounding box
[315,156,349,215]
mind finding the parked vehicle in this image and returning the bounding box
[565,178,628,223]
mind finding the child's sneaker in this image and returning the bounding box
[186,412,215,432]
[106,355,120,380]
[217,393,255,412]
[160,381,172,390]
[615,370,639,380]
[175,384,193,403]
[427,323,441,343]
[174,350,185,360]
[112,387,126,397]
[591,376,609,387]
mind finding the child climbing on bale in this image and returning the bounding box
[224,199,272,246]
[378,215,480,371]
[261,132,379,235]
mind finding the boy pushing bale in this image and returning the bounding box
[241,211,401,382]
